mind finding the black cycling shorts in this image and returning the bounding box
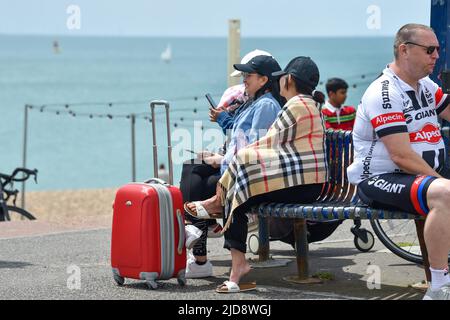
[357,173,438,217]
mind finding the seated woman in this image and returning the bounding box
[182,54,284,279]
[181,51,274,243]
[185,56,328,293]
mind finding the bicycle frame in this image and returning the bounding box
[0,168,37,221]
[0,182,11,221]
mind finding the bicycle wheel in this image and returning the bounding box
[370,219,450,264]
[4,206,36,221]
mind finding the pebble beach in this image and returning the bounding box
[23,188,118,229]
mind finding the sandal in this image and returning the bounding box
[184,202,223,219]
[216,281,257,293]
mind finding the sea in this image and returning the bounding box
[0,35,393,191]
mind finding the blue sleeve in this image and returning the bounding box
[216,111,234,135]
[248,99,281,143]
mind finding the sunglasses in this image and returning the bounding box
[404,41,440,55]
[242,72,257,79]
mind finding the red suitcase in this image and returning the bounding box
[111,101,186,290]
[111,180,186,289]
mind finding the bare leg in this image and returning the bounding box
[194,256,207,263]
[424,209,450,269]
[229,248,252,284]
[186,194,223,215]
[425,180,450,269]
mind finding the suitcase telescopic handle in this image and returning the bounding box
[176,209,185,255]
[144,178,169,186]
[150,100,173,185]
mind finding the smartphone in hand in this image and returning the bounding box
[205,93,217,109]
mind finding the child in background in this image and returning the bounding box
[321,78,356,131]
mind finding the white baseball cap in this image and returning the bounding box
[230,49,273,77]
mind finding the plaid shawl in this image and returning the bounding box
[218,95,328,231]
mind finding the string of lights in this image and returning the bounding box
[318,72,380,88]
[33,93,224,110]
[26,70,379,131]
[29,70,379,110]
[27,105,151,120]
[26,104,220,131]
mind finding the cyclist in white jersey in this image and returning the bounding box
[347,24,450,300]
[348,68,448,184]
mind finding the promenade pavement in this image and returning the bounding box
[0,220,428,300]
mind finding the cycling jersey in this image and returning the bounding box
[347,66,450,185]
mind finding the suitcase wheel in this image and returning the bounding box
[248,234,260,255]
[146,280,158,290]
[112,269,125,286]
[177,276,187,287]
[113,274,125,286]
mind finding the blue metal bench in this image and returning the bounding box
[252,128,450,284]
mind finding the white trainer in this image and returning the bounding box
[185,256,213,279]
[423,283,450,300]
[185,224,202,250]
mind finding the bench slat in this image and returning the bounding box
[252,202,420,220]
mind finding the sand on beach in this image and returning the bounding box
[21,188,119,230]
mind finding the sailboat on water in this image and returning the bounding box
[53,40,61,54]
[161,44,172,63]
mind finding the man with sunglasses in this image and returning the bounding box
[347,23,450,300]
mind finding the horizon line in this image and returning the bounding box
[0,33,395,39]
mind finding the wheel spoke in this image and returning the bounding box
[371,219,423,264]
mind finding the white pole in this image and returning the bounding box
[228,19,241,87]
[131,114,136,182]
[21,105,29,209]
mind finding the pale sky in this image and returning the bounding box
[0,0,431,37]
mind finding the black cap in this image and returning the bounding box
[233,55,281,79]
[272,56,320,89]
